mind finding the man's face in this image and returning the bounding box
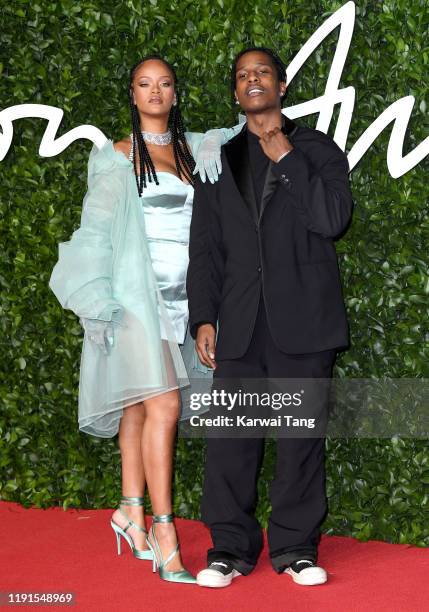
[234,51,287,114]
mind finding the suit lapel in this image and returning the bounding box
[224,125,259,224]
[224,114,298,224]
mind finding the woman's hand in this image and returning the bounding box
[193,131,223,184]
[192,123,245,183]
[80,318,119,355]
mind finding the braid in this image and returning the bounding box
[170,104,195,185]
[128,55,196,197]
[128,71,159,197]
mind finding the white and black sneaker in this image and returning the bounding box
[283,559,327,585]
[196,559,242,588]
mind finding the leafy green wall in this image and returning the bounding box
[0,1,428,546]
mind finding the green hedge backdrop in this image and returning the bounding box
[0,0,428,546]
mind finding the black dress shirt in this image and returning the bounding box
[247,128,270,212]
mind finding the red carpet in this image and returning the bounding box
[0,501,427,611]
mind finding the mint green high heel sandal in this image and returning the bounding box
[110,495,153,561]
[147,513,196,584]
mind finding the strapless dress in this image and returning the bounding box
[133,166,212,421]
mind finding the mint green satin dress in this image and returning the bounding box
[49,133,212,438]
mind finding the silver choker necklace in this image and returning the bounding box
[141,130,172,145]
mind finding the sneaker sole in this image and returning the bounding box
[284,567,327,586]
[196,569,241,588]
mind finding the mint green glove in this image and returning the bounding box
[193,122,245,184]
[80,318,117,355]
[79,306,124,355]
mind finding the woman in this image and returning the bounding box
[49,54,242,584]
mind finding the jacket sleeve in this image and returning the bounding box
[271,141,353,238]
[49,144,123,321]
[185,122,245,158]
[186,175,222,338]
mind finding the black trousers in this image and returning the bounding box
[201,295,336,574]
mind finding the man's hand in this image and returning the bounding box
[196,323,217,369]
[259,127,293,163]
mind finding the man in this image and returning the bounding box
[186,46,353,587]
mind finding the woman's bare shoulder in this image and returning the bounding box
[113,137,132,157]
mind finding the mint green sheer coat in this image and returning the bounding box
[49,132,230,438]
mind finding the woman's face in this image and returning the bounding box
[131,59,176,117]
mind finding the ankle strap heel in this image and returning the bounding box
[152,513,174,523]
[147,512,196,584]
[110,495,153,561]
[120,495,145,506]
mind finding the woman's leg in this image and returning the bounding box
[143,389,185,571]
[111,401,150,550]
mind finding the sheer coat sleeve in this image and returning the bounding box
[49,143,124,322]
[185,122,245,158]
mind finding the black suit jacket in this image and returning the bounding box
[186,115,354,358]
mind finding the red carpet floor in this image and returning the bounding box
[0,501,427,611]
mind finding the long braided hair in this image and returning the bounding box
[128,54,196,198]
